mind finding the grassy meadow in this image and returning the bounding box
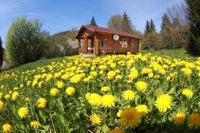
[0,51,200,133]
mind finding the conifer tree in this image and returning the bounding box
[185,0,200,55]
[89,17,98,26]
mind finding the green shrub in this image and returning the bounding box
[6,17,46,66]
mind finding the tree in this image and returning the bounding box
[0,36,3,68]
[143,19,160,50]
[144,19,156,35]
[160,14,172,49]
[141,32,161,50]
[161,14,172,30]
[108,13,135,33]
[185,0,200,55]
[6,17,46,66]
[108,15,124,31]
[144,20,150,35]
[89,17,98,26]
[122,12,133,33]
[150,19,156,33]
[160,3,189,49]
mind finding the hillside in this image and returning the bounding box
[0,52,199,132]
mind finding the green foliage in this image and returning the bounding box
[144,20,150,35]
[186,0,200,55]
[0,36,3,67]
[107,12,134,34]
[150,19,156,33]
[45,29,78,58]
[6,17,46,66]
[89,17,98,26]
[141,32,161,50]
[122,12,133,33]
[143,19,161,50]
[161,14,172,31]
[144,19,156,35]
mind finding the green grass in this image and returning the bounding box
[140,48,191,59]
[11,57,63,72]
[1,48,193,73]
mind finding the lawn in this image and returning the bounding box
[140,48,191,59]
[0,52,199,133]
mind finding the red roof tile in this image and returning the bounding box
[76,25,141,39]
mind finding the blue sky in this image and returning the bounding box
[0,0,184,46]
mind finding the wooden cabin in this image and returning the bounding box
[76,25,141,55]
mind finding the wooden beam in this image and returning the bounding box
[83,33,88,54]
[94,33,99,55]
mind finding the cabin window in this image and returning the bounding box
[131,40,134,46]
[120,39,128,48]
[100,38,107,47]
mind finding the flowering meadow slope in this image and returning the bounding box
[0,53,200,133]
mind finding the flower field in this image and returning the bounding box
[0,53,200,133]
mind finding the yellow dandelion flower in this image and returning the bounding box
[90,114,102,125]
[187,112,200,129]
[155,94,172,112]
[181,68,192,76]
[36,98,47,108]
[2,123,13,133]
[182,88,193,99]
[135,81,148,92]
[56,81,64,89]
[119,107,142,128]
[70,74,82,83]
[0,100,4,111]
[46,74,53,81]
[66,87,75,96]
[11,91,19,100]
[101,94,116,108]
[24,97,29,102]
[115,74,122,80]
[85,92,91,100]
[135,104,149,116]
[50,88,59,96]
[109,127,125,133]
[87,93,102,106]
[174,112,185,125]
[128,67,138,80]
[117,109,122,117]
[4,94,10,100]
[123,90,135,101]
[101,86,110,92]
[110,63,116,69]
[18,107,28,118]
[107,71,116,80]
[30,120,42,129]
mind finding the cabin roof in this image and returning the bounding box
[76,25,141,39]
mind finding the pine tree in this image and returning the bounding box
[144,20,150,35]
[161,14,171,31]
[89,17,98,26]
[185,0,200,55]
[123,12,133,33]
[0,36,3,68]
[150,19,156,33]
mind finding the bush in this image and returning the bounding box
[6,17,46,66]
[141,32,161,50]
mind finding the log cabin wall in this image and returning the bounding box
[97,32,139,54]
